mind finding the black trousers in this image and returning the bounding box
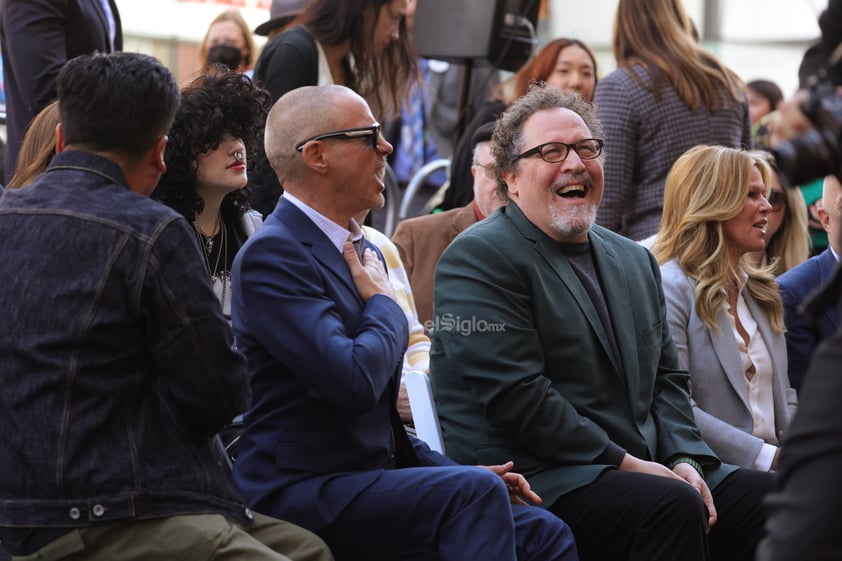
[549,468,773,561]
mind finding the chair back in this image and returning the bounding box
[405,370,445,454]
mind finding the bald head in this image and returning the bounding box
[821,174,842,254]
[264,85,363,187]
[262,84,389,225]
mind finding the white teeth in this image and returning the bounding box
[558,184,585,195]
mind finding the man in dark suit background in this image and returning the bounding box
[777,174,841,391]
[431,85,773,561]
[230,84,578,561]
[758,3,842,557]
[0,0,122,183]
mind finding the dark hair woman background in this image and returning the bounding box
[249,0,418,217]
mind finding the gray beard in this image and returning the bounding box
[548,199,597,238]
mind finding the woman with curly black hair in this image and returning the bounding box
[154,69,272,319]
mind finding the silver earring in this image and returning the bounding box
[233,150,245,163]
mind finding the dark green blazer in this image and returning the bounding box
[430,202,736,507]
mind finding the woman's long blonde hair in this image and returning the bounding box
[751,151,810,275]
[652,145,785,332]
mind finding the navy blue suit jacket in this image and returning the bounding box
[231,199,449,532]
[0,0,122,183]
[777,248,841,391]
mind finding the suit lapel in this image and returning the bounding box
[519,216,624,378]
[709,306,752,411]
[535,237,612,354]
[87,0,114,50]
[745,293,788,430]
[819,250,842,328]
[109,0,123,50]
[745,295,782,369]
[273,200,362,306]
[589,231,637,392]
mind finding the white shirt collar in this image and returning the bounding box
[282,192,363,253]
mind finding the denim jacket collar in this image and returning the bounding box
[45,149,130,190]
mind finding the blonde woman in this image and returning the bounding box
[750,151,810,276]
[595,0,750,241]
[653,145,797,471]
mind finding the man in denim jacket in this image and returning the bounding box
[0,52,331,561]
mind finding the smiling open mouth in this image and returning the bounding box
[556,185,586,198]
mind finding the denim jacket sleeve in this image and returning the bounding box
[143,216,249,435]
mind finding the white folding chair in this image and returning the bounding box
[405,370,445,454]
[398,158,451,221]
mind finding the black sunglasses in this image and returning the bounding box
[768,190,786,211]
[295,124,381,152]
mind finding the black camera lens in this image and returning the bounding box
[772,128,839,187]
[771,76,842,187]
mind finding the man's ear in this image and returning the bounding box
[152,135,168,174]
[300,142,329,174]
[55,123,65,153]
[502,169,518,197]
[818,204,831,232]
[128,135,169,197]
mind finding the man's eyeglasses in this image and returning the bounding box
[514,138,603,164]
[295,124,381,152]
[768,190,787,212]
[474,161,496,179]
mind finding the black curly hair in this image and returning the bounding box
[153,68,273,222]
